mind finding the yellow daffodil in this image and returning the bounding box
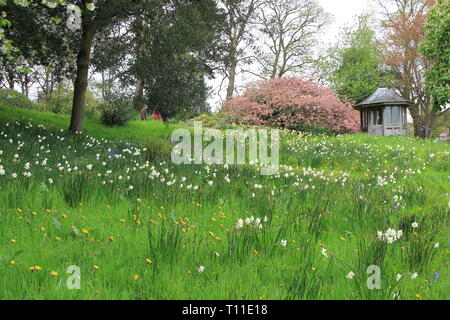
[29,265,42,272]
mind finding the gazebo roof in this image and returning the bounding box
[355,87,412,110]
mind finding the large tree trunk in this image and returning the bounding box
[226,59,237,99]
[69,24,97,134]
[409,107,423,137]
[133,77,145,110]
[8,73,14,90]
[135,78,144,99]
[20,74,30,98]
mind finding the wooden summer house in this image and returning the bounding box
[355,87,412,136]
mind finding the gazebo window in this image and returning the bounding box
[385,106,404,125]
[372,109,383,125]
[392,106,400,123]
[361,109,368,128]
[385,107,392,124]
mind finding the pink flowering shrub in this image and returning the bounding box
[222,77,360,133]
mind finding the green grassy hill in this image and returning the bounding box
[0,105,177,142]
[0,105,449,300]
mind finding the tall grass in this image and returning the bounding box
[0,107,448,300]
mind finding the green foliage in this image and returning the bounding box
[188,113,233,129]
[288,123,336,136]
[36,83,72,114]
[0,104,178,142]
[93,0,224,119]
[0,108,449,300]
[0,88,34,109]
[144,137,173,162]
[431,109,450,138]
[317,14,392,103]
[37,83,100,117]
[99,93,134,127]
[420,0,450,111]
[61,173,92,208]
[1,1,78,81]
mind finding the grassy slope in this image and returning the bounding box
[0,105,176,142]
[0,105,449,300]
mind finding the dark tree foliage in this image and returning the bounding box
[92,0,225,119]
[3,0,226,129]
[1,1,78,90]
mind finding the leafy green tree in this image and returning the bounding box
[420,0,450,111]
[2,0,224,132]
[92,0,225,118]
[1,0,125,133]
[318,14,391,103]
[139,1,223,118]
[1,1,78,95]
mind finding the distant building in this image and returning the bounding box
[355,87,412,136]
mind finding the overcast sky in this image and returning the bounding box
[318,0,376,43]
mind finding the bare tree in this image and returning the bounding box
[251,0,330,79]
[219,0,263,99]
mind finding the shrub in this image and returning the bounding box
[99,93,134,126]
[222,77,361,134]
[144,137,173,162]
[188,113,233,129]
[36,83,100,117]
[0,88,34,109]
[37,83,72,114]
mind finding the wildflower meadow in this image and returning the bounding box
[0,108,448,300]
[1,0,449,305]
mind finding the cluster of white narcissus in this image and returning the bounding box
[234,216,268,230]
[377,228,403,244]
[39,1,96,31]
